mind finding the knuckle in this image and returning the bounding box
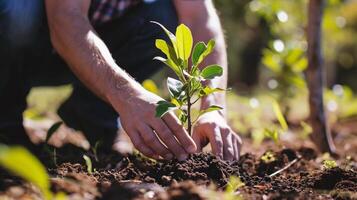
[160,130,173,141]
[143,134,156,144]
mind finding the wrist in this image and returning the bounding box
[104,69,142,113]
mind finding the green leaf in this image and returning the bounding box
[155,101,177,118]
[262,49,281,72]
[0,145,52,199]
[201,65,223,79]
[167,77,184,98]
[176,24,193,62]
[45,121,62,144]
[155,39,180,66]
[286,48,304,66]
[83,155,93,174]
[198,105,223,117]
[192,42,206,66]
[199,87,225,97]
[264,128,279,144]
[154,56,181,77]
[151,21,178,55]
[201,40,215,62]
[291,57,308,72]
[272,100,288,131]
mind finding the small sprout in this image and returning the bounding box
[226,176,245,193]
[261,151,277,163]
[83,155,93,174]
[92,140,103,162]
[272,99,288,131]
[152,22,225,136]
[264,128,280,145]
[44,121,63,166]
[45,121,63,143]
[323,159,337,169]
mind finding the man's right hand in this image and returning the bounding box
[109,83,197,160]
[45,0,196,161]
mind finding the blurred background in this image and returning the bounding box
[25,0,357,154]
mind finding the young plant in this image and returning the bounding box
[152,22,224,135]
[323,159,337,169]
[44,121,63,166]
[83,154,93,174]
[0,144,66,200]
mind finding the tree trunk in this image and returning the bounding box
[306,0,336,154]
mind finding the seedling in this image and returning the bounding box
[83,154,93,174]
[0,144,66,200]
[223,176,244,200]
[91,140,103,162]
[261,151,277,164]
[323,159,337,169]
[44,121,63,166]
[152,22,224,135]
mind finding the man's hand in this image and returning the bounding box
[192,111,242,161]
[110,84,197,161]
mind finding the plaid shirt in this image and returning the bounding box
[91,0,142,25]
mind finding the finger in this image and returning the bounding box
[127,129,159,159]
[150,119,187,160]
[222,129,234,161]
[192,130,202,153]
[207,126,224,159]
[232,135,239,160]
[137,124,172,159]
[236,135,243,160]
[162,113,196,153]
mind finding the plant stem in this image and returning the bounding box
[186,84,192,136]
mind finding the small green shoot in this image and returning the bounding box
[45,121,63,143]
[272,99,288,131]
[83,155,93,174]
[261,151,277,163]
[44,121,63,166]
[226,176,245,192]
[92,140,103,162]
[264,128,280,145]
[152,22,225,135]
[0,144,66,200]
[323,159,337,169]
[223,176,244,200]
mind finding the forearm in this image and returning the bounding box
[177,3,228,117]
[47,13,139,111]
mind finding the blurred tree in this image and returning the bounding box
[306,0,336,154]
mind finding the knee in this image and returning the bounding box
[0,0,44,47]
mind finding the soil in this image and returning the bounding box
[1,121,357,200]
[1,145,356,200]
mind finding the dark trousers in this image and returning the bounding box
[0,0,178,148]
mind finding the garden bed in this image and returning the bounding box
[0,140,356,200]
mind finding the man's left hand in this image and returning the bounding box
[192,111,242,161]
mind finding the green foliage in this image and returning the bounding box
[323,159,337,169]
[272,100,288,131]
[44,121,63,166]
[45,121,63,143]
[0,144,66,200]
[226,176,245,192]
[83,155,93,174]
[152,22,224,135]
[264,129,279,145]
[261,151,277,163]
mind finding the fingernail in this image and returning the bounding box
[164,154,173,160]
[178,154,188,161]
